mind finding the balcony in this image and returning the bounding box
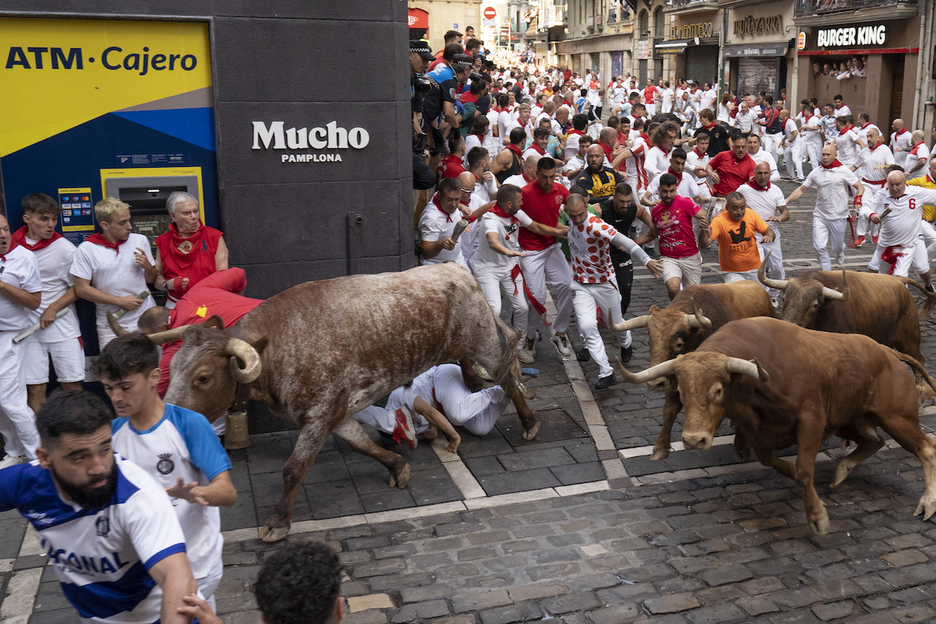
[664,0,719,9]
[794,0,916,17]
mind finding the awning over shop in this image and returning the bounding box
[723,42,788,58]
[407,8,428,29]
[655,41,687,55]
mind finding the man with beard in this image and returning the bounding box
[0,390,200,624]
[99,334,236,610]
[574,144,624,203]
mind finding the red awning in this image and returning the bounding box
[408,8,429,29]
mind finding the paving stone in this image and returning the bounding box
[431,618,475,624]
[538,592,601,615]
[452,590,512,613]
[586,603,640,624]
[345,611,389,624]
[390,600,450,623]
[347,594,395,613]
[401,585,453,604]
[881,549,928,567]
[478,602,542,624]
[890,605,935,623]
[507,583,569,602]
[809,601,856,621]
[699,565,753,587]
[644,593,701,615]
[684,603,746,624]
[737,597,780,617]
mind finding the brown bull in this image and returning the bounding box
[617,317,936,535]
[611,281,776,460]
[142,263,538,541]
[759,262,934,362]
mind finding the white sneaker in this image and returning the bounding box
[835,251,845,266]
[551,333,573,358]
[0,455,28,470]
[523,337,537,361]
[517,346,535,365]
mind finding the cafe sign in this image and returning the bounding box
[669,22,713,39]
[733,15,783,39]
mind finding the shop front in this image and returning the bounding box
[659,12,720,86]
[795,16,920,124]
[723,1,794,102]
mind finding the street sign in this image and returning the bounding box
[484,6,497,19]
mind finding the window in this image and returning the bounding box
[638,9,648,34]
[653,7,664,38]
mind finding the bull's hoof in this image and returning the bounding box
[389,463,411,489]
[259,524,290,542]
[913,494,936,521]
[733,436,751,462]
[522,421,541,441]
[808,510,830,535]
[831,461,853,488]
[650,446,670,461]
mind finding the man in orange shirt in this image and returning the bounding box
[698,192,775,284]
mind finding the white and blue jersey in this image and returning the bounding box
[0,455,186,623]
[112,404,231,580]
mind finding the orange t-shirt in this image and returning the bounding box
[709,209,770,272]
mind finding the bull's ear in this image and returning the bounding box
[204,315,225,330]
[649,305,661,313]
[750,358,769,382]
[251,336,269,357]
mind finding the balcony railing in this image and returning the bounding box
[794,0,916,17]
[665,0,718,8]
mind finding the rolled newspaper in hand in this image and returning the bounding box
[878,206,892,221]
[13,308,69,344]
[705,197,719,220]
[113,290,151,320]
[450,219,469,242]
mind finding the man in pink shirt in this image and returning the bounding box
[651,173,707,299]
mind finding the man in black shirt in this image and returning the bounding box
[575,144,624,203]
[695,108,731,157]
[585,182,658,362]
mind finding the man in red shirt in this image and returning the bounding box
[705,134,755,214]
[651,174,707,300]
[137,268,263,400]
[518,157,574,360]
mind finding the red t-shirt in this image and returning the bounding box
[157,268,264,396]
[438,154,466,181]
[708,151,756,196]
[155,223,224,303]
[518,180,569,251]
[652,196,703,259]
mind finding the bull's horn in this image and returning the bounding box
[686,298,712,329]
[227,338,262,383]
[757,251,788,290]
[611,314,650,332]
[615,356,677,384]
[821,270,850,301]
[106,311,131,338]
[725,357,768,382]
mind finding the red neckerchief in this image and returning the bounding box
[0,239,16,262]
[470,133,484,140]
[802,114,814,125]
[507,144,524,158]
[522,172,534,184]
[12,226,63,252]
[85,233,128,254]
[667,167,683,185]
[432,194,454,222]
[910,142,926,155]
[597,141,614,162]
[461,92,478,104]
[895,128,908,136]
[639,132,650,143]
[490,204,514,220]
[821,159,843,169]
[838,127,851,137]
[530,142,546,155]
[703,123,716,131]
[693,147,705,158]
[861,122,872,130]
[869,141,882,152]
[567,129,584,136]
[747,180,770,191]
[163,222,210,271]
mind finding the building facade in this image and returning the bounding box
[408,0,484,52]
[720,0,795,102]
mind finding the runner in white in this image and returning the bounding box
[0,213,43,467]
[747,134,781,184]
[784,145,864,270]
[890,119,913,169]
[685,134,712,192]
[861,170,936,277]
[12,194,84,415]
[71,198,156,347]
[641,148,709,207]
[564,194,662,390]
[905,130,930,180]
[778,109,803,182]
[738,162,790,303]
[833,117,863,167]
[849,127,893,247]
[796,100,824,173]
[473,184,569,362]
[855,112,880,144]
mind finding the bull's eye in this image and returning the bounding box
[197,375,209,385]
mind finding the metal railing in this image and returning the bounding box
[665,0,718,7]
[794,0,916,17]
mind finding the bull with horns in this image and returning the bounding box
[109,263,540,541]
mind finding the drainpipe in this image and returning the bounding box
[911,0,928,130]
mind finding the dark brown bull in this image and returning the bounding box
[617,317,936,535]
[611,281,776,460]
[140,263,537,541]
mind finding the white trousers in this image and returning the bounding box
[786,142,805,179]
[922,220,936,261]
[721,269,761,284]
[870,237,929,276]
[475,267,529,347]
[196,557,224,610]
[571,281,626,378]
[756,233,784,297]
[0,334,40,458]
[519,243,573,338]
[813,216,847,271]
[762,133,782,161]
[855,182,884,238]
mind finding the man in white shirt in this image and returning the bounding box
[833,95,851,118]
[561,134,591,187]
[733,102,757,136]
[473,184,569,362]
[890,118,913,168]
[685,134,712,190]
[660,81,674,114]
[855,112,880,144]
[905,130,930,180]
[420,178,477,268]
[102,333,237,609]
[644,121,681,180]
[778,109,803,182]
[747,134,781,183]
[833,117,863,167]
[862,170,936,277]
[12,194,84,415]
[700,83,717,113]
[503,103,532,145]
[641,148,709,207]
[0,213,43,468]
[785,145,864,270]
[738,163,790,302]
[849,127,894,247]
[71,197,156,348]
[796,101,824,172]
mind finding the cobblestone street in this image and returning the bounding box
[7,178,936,624]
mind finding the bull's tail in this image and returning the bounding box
[888,347,936,403]
[897,277,936,319]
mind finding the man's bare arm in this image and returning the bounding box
[149,552,198,624]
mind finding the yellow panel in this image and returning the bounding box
[99,167,205,223]
[0,18,212,156]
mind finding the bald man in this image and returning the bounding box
[737,162,789,302]
[891,118,913,169]
[849,128,893,247]
[905,130,930,180]
[785,145,864,270]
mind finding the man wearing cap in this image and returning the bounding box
[410,40,437,219]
